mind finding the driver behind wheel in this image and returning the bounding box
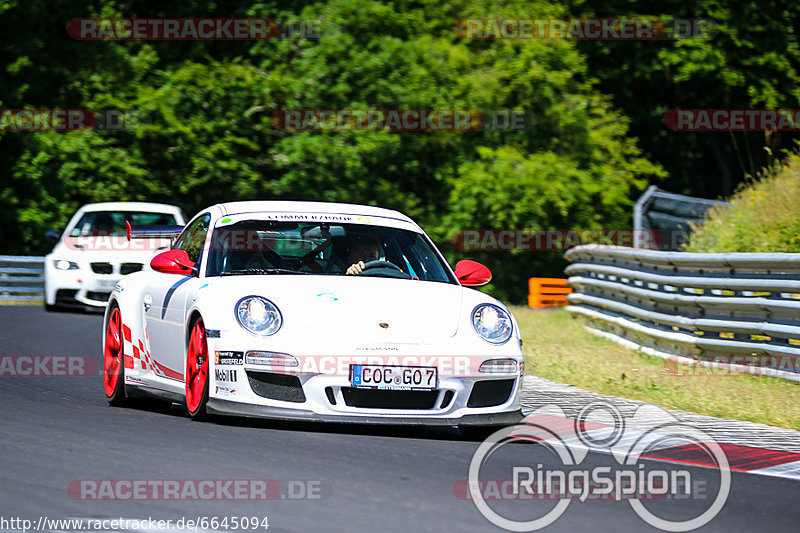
[345,236,381,275]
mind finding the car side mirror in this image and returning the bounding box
[151,249,195,275]
[45,230,61,241]
[454,260,492,287]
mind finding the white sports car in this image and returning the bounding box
[102,201,524,428]
[44,202,185,310]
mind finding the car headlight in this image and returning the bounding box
[235,296,282,336]
[479,358,519,373]
[472,304,513,344]
[54,260,79,270]
[246,351,298,367]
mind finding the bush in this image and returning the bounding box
[685,151,800,253]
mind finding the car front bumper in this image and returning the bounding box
[206,397,524,427]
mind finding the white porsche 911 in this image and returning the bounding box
[102,201,524,429]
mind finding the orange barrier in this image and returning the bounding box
[528,277,572,308]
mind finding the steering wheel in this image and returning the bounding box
[244,251,272,271]
[358,260,409,278]
[363,260,401,271]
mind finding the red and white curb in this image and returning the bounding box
[520,376,800,481]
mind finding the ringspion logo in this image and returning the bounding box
[466,402,730,531]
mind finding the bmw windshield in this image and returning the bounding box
[205,220,457,284]
[69,211,178,236]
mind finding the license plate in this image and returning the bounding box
[350,365,437,390]
[94,278,120,291]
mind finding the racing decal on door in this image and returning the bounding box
[121,323,154,372]
[122,324,134,369]
[121,323,183,380]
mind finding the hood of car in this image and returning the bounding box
[213,275,465,344]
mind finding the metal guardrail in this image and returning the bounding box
[633,185,729,250]
[0,255,45,301]
[564,245,800,381]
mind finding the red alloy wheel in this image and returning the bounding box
[185,317,209,417]
[103,306,125,402]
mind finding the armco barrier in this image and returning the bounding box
[528,277,571,308]
[564,245,800,381]
[0,256,45,301]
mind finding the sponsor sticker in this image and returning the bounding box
[215,351,243,365]
[215,384,237,396]
[215,369,238,382]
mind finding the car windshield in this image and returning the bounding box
[205,220,457,284]
[69,211,178,236]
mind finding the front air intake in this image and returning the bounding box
[467,379,515,408]
[246,371,306,403]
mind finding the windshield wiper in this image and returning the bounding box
[220,268,309,276]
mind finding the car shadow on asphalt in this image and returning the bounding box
[138,401,481,442]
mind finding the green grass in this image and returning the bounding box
[686,151,800,252]
[513,306,800,431]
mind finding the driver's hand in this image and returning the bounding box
[346,261,365,275]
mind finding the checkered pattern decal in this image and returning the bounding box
[122,324,155,372]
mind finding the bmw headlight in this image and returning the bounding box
[54,260,79,270]
[472,304,513,344]
[235,296,282,336]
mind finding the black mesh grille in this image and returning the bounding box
[467,379,515,408]
[86,291,112,302]
[325,387,336,405]
[440,390,455,409]
[54,289,78,303]
[341,388,439,409]
[246,371,306,403]
[90,262,113,274]
[120,262,143,275]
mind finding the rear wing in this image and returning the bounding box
[125,220,184,242]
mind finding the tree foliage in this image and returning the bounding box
[8,0,763,302]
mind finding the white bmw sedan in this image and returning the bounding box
[44,202,185,310]
[102,201,524,429]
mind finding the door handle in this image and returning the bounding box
[144,293,153,311]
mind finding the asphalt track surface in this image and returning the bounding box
[1,306,797,533]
